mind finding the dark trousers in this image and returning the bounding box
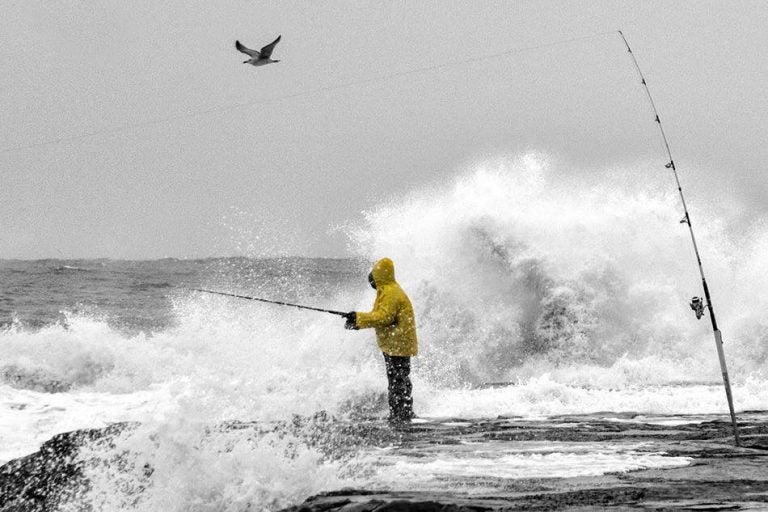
[383,354,414,422]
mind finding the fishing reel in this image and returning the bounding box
[689,296,705,320]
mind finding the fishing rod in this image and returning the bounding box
[192,288,347,316]
[618,31,741,446]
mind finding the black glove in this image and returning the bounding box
[343,312,358,330]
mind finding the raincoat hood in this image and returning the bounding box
[370,258,395,287]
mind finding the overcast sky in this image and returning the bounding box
[1,1,766,259]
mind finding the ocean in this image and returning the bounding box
[2,157,767,510]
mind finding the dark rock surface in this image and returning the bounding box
[280,416,768,512]
[0,423,134,512]
[1,414,767,511]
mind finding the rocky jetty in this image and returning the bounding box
[1,415,767,511]
[281,416,768,511]
[0,423,133,511]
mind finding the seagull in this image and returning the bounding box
[235,35,281,66]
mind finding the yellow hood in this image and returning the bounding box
[370,257,395,286]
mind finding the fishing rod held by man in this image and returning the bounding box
[191,289,347,316]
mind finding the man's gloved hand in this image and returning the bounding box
[342,312,358,330]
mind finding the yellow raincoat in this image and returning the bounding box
[355,258,418,357]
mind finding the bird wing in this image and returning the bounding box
[259,35,281,59]
[235,40,260,58]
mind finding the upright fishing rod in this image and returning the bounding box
[192,288,347,316]
[618,31,740,446]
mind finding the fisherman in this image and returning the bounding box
[343,258,418,424]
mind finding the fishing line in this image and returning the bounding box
[192,288,347,316]
[617,30,741,446]
[0,31,615,155]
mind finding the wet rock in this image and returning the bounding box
[283,492,497,512]
[0,423,133,512]
[2,416,768,511]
